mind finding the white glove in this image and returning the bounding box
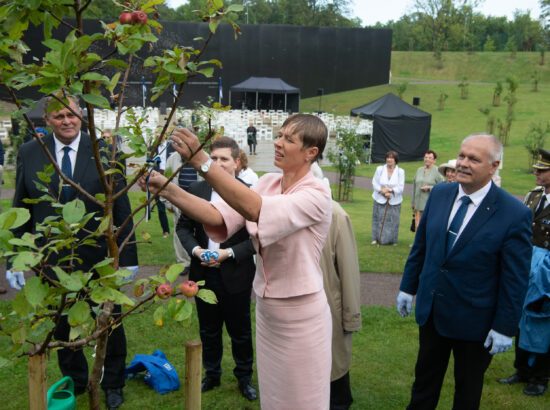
[484,329,513,355]
[121,266,139,280]
[397,291,414,317]
[6,270,25,290]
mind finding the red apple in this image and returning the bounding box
[132,10,148,25]
[156,283,172,299]
[119,12,132,25]
[180,280,199,297]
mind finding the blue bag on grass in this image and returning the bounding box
[125,350,180,394]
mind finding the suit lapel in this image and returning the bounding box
[65,133,93,201]
[439,184,459,251]
[448,183,498,257]
[44,135,62,196]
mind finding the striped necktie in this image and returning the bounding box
[446,196,471,255]
[61,146,72,201]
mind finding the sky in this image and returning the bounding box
[165,0,543,26]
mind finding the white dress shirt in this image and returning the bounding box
[54,132,81,175]
[447,181,492,241]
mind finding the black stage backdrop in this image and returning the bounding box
[5,20,391,109]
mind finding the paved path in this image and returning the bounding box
[0,266,401,307]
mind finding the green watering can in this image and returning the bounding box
[47,376,76,410]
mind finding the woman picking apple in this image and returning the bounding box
[141,114,332,409]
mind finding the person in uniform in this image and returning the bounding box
[499,147,550,396]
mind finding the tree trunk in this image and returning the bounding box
[185,340,202,410]
[88,302,114,410]
[28,352,47,410]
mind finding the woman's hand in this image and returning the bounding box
[170,128,208,167]
[138,169,170,196]
[420,185,431,192]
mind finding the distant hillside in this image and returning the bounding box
[391,51,549,84]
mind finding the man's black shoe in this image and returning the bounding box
[498,372,527,385]
[201,377,221,392]
[105,388,124,409]
[239,380,258,401]
[524,383,547,396]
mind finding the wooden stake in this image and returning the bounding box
[28,353,47,410]
[185,340,202,410]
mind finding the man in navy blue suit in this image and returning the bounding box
[397,134,532,409]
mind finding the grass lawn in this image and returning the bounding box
[390,51,550,84]
[1,302,548,409]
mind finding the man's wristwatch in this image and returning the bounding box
[199,155,213,176]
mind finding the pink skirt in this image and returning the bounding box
[255,290,332,410]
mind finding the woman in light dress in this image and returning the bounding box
[142,114,333,409]
[371,151,405,245]
[411,150,444,230]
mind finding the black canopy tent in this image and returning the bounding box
[229,77,300,112]
[350,93,431,163]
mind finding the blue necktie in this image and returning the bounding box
[446,196,471,255]
[61,146,72,201]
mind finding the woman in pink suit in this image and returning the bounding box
[142,114,333,409]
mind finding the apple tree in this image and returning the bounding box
[0,1,242,408]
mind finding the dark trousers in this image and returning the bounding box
[247,141,256,154]
[155,197,170,234]
[195,267,254,382]
[514,329,550,385]
[330,371,353,410]
[54,303,127,391]
[408,316,492,410]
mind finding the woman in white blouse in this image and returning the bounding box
[371,151,405,245]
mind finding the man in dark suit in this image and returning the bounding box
[397,134,532,409]
[176,136,257,401]
[11,93,137,409]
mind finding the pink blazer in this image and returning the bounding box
[205,171,332,298]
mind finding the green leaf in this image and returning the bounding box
[153,306,166,327]
[62,199,86,224]
[0,356,9,369]
[80,72,109,82]
[209,21,219,34]
[11,251,42,271]
[197,288,217,304]
[198,67,214,78]
[11,326,26,345]
[165,263,184,284]
[68,301,91,326]
[173,299,192,322]
[107,72,121,94]
[96,263,116,277]
[24,277,49,307]
[91,258,114,271]
[226,4,244,12]
[69,325,86,341]
[109,288,135,307]
[36,171,51,183]
[90,286,113,304]
[13,289,31,316]
[0,208,30,230]
[53,267,83,292]
[81,93,110,109]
